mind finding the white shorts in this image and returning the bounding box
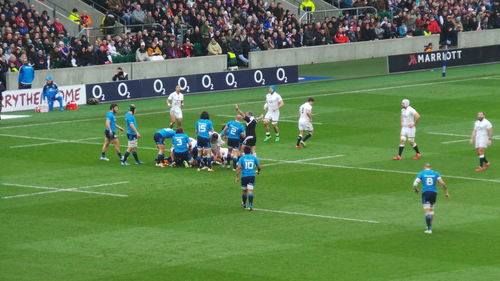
[128,139,138,148]
[298,121,313,131]
[170,108,183,119]
[241,183,254,191]
[401,126,416,138]
[264,110,280,123]
[475,137,488,148]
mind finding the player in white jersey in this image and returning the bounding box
[296,98,314,148]
[470,112,493,171]
[166,85,184,129]
[263,85,284,142]
[393,99,423,160]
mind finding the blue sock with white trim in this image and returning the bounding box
[425,214,432,228]
[248,193,254,207]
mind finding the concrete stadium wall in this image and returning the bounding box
[249,35,440,68]
[6,55,227,90]
[457,29,500,48]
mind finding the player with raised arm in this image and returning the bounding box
[296,98,315,148]
[224,115,246,170]
[235,146,262,211]
[195,111,215,172]
[235,104,263,155]
[470,112,493,171]
[263,85,284,142]
[413,163,450,234]
[153,127,176,167]
[393,99,422,160]
[122,104,144,165]
[166,85,184,129]
[101,104,124,161]
[171,128,192,168]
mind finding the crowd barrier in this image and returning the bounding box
[387,44,500,73]
[2,66,298,112]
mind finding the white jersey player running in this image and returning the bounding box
[263,85,284,142]
[393,99,423,160]
[166,85,184,129]
[296,98,315,148]
[470,112,493,171]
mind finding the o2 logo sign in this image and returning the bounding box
[253,70,266,85]
[153,79,166,95]
[117,83,131,98]
[276,68,288,83]
[178,77,190,93]
[202,75,214,90]
[225,72,238,88]
[91,85,105,101]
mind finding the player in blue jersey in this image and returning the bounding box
[121,104,144,165]
[153,127,176,167]
[413,163,450,234]
[101,104,125,161]
[171,128,192,168]
[223,115,246,170]
[235,146,262,211]
[41,76,64,111]
[195,111,215,172]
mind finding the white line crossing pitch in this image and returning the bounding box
[2,181,129,199]
[254,208,380,223]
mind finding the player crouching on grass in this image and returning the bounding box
[235,146,261,211]
[171,128,193,168]
[393,99,423,160]
[470,112,493,171]
[296,98,314,148]
[121,104,144,165]
[154,128,176,167]
[101,104,125,161]
[413,163,450,234]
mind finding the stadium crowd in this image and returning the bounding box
[1,0,500,77]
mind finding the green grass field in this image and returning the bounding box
[1,62,500,281]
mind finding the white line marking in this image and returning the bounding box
[441,139,470,144]
[428,132,470,137]
[261,158,500,184]
[2,75,491,130]
[261,155,345,167]
[9,137,102,148]
[2,181,129,199]
[254,208,380,223]
[216,114,323,125]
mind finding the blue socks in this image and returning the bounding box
[101,152,105,158]
[242,194,247,205]
[132,151,139,162]
[123,151,130,162]
[425,214,432,228]
[117,153,122,160]
[157,154,164,164]
[248,193,254,207]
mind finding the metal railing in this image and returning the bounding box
[75,23,162,40]
[298,6,378,23]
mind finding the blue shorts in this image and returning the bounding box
[105,129,116,140]
[154,133,164,145]
[197,136,211,149]
[228,138,241,149]
[127,134,137,141]
[174,151,191,162]
[422,191,437,206]
[241,176,255,189]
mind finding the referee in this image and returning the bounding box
[235,104,263,155]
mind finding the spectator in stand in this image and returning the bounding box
[230,36,248,66]
[131,4,146,25]
[80,11,92,28]
[136,41,149,62]
[207,37,222,55]
[428,17,441,34]
[147,41,164,60]
[398,22,408,37]
[334,28,350,43]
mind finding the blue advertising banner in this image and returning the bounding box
[86,66,298,102]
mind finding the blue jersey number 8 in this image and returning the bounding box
[426,178,434,186]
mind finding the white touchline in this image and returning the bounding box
[261,155,345,167]
[254,208,380,223]
[429,132,500,139]
[1,75,492,130]
[1,181,129,199]
[441,139,470,144]
[261,158,500,184]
